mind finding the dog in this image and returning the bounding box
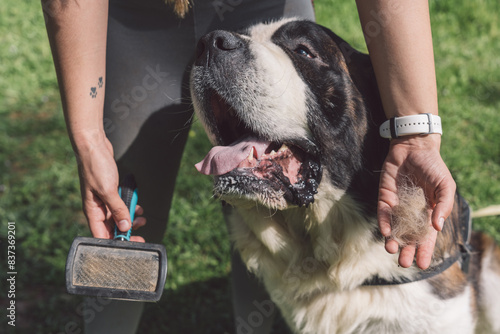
[190,18,500,333]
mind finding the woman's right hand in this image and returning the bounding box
[75,133,146,242]
[43,0,146,240]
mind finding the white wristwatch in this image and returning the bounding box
[379,113,442,139]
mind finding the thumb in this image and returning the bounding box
[431,180,456,232]
[102,189,132,232]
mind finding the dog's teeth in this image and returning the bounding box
[248,147,256,161]
[270,150,277,157]
[278,144,289,152]
[248,147,254,161]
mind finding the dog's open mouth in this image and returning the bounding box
[195,93,322,208]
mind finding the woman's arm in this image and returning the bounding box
[356,0,456,269]
[43,0,108,145]
[356,0,438,117]
[43,0,144,241]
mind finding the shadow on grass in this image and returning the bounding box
[2,275,291,334]
[140,275,291,334]
[139,276,234,333]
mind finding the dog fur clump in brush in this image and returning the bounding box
[190,18,500,334]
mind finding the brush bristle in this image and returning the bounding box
[72,245,160,292]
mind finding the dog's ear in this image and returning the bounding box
[320,26,386,129]
[318,25,388,194]
[319,26,377,104]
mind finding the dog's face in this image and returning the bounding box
[191,19,379,210]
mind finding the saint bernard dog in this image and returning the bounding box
[190,18,500,334]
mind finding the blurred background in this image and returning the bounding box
[1,0,499,332]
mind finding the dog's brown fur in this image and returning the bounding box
[191,18,500,333]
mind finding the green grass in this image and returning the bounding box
[1,0,499,332]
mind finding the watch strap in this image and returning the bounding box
[379,114,442,139]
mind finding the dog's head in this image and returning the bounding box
[191,19,386,210]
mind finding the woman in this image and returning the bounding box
[43,0,455,332]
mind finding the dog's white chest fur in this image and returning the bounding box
[227,184,475,334]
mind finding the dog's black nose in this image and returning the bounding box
[195,30,243,66]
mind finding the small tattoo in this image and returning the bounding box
[98,77,103,88]
[90,87,97,98]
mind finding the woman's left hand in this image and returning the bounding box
[378,134,456,269]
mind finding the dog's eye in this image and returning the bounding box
[294,46,315,59]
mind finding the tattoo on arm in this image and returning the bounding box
[90,87,97,98]
[89,76,104,99]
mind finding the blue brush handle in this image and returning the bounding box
[114,175,138,241]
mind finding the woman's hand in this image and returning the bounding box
[378,135,456,269]
[75,133,146,242]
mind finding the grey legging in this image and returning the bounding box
[84,0,315,333]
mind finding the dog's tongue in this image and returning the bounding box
[195,136,271,175]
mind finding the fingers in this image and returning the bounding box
[385,238,399,254]
[132,217,147,230]
[387,228,437,269]
[378,203,393,237]
[98,198,147,233]
[398,245,416,268]
[100,188,132,232]
[377,158,400,237]
[84,192,115,239]
[431,177,456,232]
[132,205,146,230]
[396,241,433,269]
[396,230,437,270]
[377,182,399,237]
[391,210,438,269]
[83,183,146,240]
[130,236,146,243]
[125,206,146,241]
[415,229,438,270]
[76,139,149,240]
[87,201,146,236]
